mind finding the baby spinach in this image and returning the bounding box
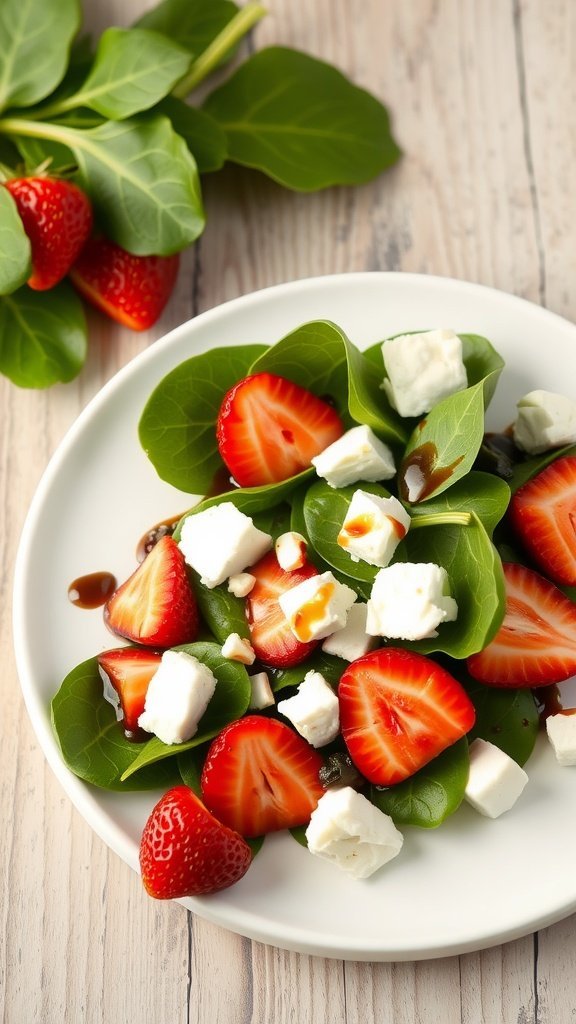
[0,0,79,112]
[270,651,347,694]
[151,97,227,174]
[51,656,181,790]
[408,472,510,537]
[370,738,469,829]
[0,188,31,294]
[0,282,86,388]
[192,575,250,644]
[464,677,539,766]
[139,344,266,492]
[173,478,311,538]
[203,47,401,191]
[303,480,390,585]
[135,0,240,64]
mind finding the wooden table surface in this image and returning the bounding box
[3,1,576,1020]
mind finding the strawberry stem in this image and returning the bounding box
[172,2,267,97]
[410,511,473,529]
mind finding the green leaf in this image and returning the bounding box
[0,283,87,387]
[369,738,469,828]
[135,0,239,59]
[203,47,401,191]
[509,443,576,493]
[0,187,31,294]
[270,651,346,694]
[58,28,192,120]
[138,344,267,491]
[399,381,486,504]
[177,744,208,794]
[192,574,250,644]
[409,472,510,537]
[121,642,251,779]
[459,333,505,407]
[465,678,539,766]
[13,133,77,174]
[397,510,506,659]
[303,479,390,585]
[173,482,309,541]
[0,0,80,112]
[51,657,181,791]
[152,97,227,173]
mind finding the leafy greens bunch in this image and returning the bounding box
[0,0,401,389]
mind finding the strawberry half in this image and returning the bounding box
[339,648,475,786]
[140,786,252,899]
[98,647,161,735]
[104,535,198,648]
[69,237,179,330]
[467,561,576,687]
[5,176,92,290]
[216,372,344,486]
[509,455,576,586]
[201,716,324,837]
[246,550,320,667]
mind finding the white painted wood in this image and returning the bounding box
[2,0,576,1021]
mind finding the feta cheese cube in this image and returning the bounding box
[337,489,411,567]
[221,632,256,665]
[248,671,275,710]
[545,711,576,765]
[278,670,339,747]
[382,329,468,418]
[366,562,458,640]
[311,424,395,488]
[322,602,377,661]
[138,650,217,745]
[513,389,576,454]
[305,786,404,879]
[227,572,256,597]
[465,738,529,818]
[278,571,357,642]
[178,502,272,588]
[275,531,307,571]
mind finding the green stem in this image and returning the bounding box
[0,117,73,145]
[172,2,266,97]
[410,511,473,529]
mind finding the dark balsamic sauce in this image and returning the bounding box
[68,571,117,609]
[399,441,465,502]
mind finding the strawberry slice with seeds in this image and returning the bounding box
[98,647,161,735]
[201,716,324,837]
[216,372,344,486]
[339,648,475,785]
[105,535,198,648]
[140,786,252,899]
[246,550,319,667]
[509,455,576,586]
[467,561,576,687]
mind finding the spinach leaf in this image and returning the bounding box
[270,651,346,693]
[203,47,400,191]
[177,744,208,795]
[399,381,486,504]
[152,97,227,174]
[459,333,505,407]
[51,656,181,791]
[139,344,267,492]
[0,283,87,387]
[303,480,390,585]
[396,512,506,659]
[173,478,311,539]
[408,472,510,536]
[121,642,250,779]
[0,188,31,295]
[0,0,79,112]
[464,678,539,766]
[135,0,239,59]
[369,738,469,828]
[49,28,192,120]
[192,575,250,643]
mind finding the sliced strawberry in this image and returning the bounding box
[70,237,179,330]
[509,456,576,586]
[339,648,475,786]
[201,716,324,837]
[104,535,198,648]
[216,372,344,486]
[5,176,92,290]
[98,647,161,735]
[246,550,319,668]
[467,561,576,687]
[140,786,252,899]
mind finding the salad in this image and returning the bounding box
[51,319,576,900]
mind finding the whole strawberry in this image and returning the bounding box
[70,237,180,330]
[5,176,93,290]
[140,786,252,899]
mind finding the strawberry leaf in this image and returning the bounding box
[369,738,470,829]
[0,188,31,295]
[203,47,401,191]
[0,0,80,113]
[0,283,86,387]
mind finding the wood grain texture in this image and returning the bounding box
[2,0,576,1021]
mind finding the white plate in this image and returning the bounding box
[13,272,576,962]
